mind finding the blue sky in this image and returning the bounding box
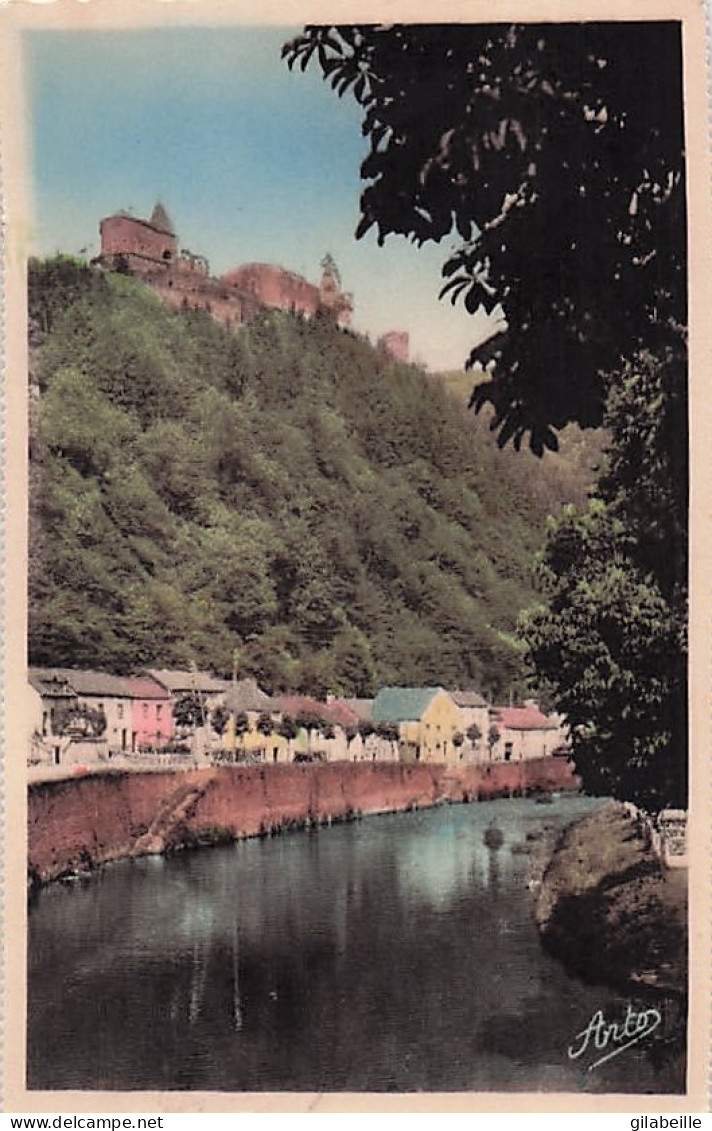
[23,26,498,370]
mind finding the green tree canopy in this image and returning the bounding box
[522,346,687,811]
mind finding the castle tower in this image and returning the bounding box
[378,331,410,364]
[99,201,177,274]
[318,253,353,328]
[149,201,175,236]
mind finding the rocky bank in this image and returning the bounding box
[536,801,687,998]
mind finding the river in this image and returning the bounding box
[27,794,684,1093]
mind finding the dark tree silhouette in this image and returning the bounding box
[283,23,686,452]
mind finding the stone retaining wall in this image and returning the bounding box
[28,757,579,885]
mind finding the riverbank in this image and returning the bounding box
[28,757,579,886]
[536,801,687,998]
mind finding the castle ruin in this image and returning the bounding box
[377,330,410,364]
[96,203,354,331]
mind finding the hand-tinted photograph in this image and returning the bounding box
[23,18,689,1096]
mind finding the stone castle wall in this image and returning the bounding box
[140,260,260,329]
[100,215,176,266]
[221,263,321,320]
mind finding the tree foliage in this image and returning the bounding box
[522,346,687,811]
[257,711,274,736]
[53,702,107,738]
[233,711,250,738]
[283,24,686,451]
[210,705,230,736]
[174,693,206,728]
[278,714,299,741]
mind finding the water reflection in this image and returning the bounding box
[27,796,684,1093]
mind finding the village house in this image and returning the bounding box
[450,689,490,763]
[27,672,76,765]
[125,675,174,751]
[371,686,464,764]
[29,670,77,740]
[222,677,287,763]
[336,697,398,762]
[31,667,134,756]
[488,701,565,762]
[146,669,229,714]
[272,695,360,763]
[27,668,131,764]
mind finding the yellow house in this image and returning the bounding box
[371,686,463,764]
[223,678,289,763]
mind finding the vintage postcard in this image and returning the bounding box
[1,0,711,1113]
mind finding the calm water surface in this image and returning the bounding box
[28,795,685,1092]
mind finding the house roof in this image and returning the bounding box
[372,686,443,723]
[339,698,374,723]
[325,700,360,728]
[28,670,77,699]
[146,669,229,695]
[451,689,489,709]
[124,676,172,701]
[492,705,558,731]
[224,678,275,715]
[272,695,358,728]
[30,667,132,698]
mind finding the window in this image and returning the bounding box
[156,705,163,720]
[504,742,513,762]
[117,703,124,720]
[143,703,149,718]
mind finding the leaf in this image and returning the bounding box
[464,284,482,314]
[355,215,374,240]
[441,258,462,278]
[438,276,468,300]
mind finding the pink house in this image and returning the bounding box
[126,676,173,751]
[489,701,564,762]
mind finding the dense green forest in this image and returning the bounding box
[28,257,596,699]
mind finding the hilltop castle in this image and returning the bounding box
[96,202,354,331]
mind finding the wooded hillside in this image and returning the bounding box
[28,257,597,699]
